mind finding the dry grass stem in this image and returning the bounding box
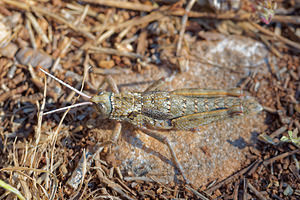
[250,22,300,50]
[0,167,58,200]
[176,0,196,56]
[247,182,268,200]
[80,0,157,12]
[88,46,144,60]
[25,19,37,49]
[1,0,299,198]
[25,12,49,44]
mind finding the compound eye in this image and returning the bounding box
[97,103,107,114]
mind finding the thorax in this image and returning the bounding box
[110,92,142,120]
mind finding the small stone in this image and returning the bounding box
[156,187,163,195]
[98,60,115,69]
[283,184,293,196]
[16,47,53,68]
[0,43,18,58]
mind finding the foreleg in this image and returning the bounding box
[99,75,122,144]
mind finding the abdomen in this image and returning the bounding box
[141,91,242,120]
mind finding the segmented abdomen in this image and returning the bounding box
[141,91,242,120]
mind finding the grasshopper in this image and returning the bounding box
[39,68,263,183]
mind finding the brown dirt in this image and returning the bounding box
[0,0,299,199]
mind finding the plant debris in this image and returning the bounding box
[0,0,299,199]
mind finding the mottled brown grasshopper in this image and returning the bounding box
[40,68,263,183]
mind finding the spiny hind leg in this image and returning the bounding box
[138,126,189,184]
[127,113,188,182]
[171,106,243,130]
[128,113,173,129]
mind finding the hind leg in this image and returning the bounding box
[139,77,189,183]
[138,126,189,183]
[128,112,189,183]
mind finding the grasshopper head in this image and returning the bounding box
[90,92,112,119]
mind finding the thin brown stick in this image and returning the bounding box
[92,11,164,33]
[246,159,263,176]
[250,22,300,50]
[247,182,268,200]
[31,67,47,168]
[71,0,300,25]
[66,3,101,20]
[206,160,258,194]
[272,15,300,25]
[80,0,157,12]
[25,18,37,49]
[185,185,209,200]
[94,153,136,200]
[5,0,300,26]
[2,0,95,39]
[25,12,49,44]
[243,178,248,199]
[0,84,28,102]
[0,167,58,200]
[233,181,239,200]
[263,149,300,166]
[269,126,287,138]
[176,0,196,56]
[258,34,282,58]
[88,46,144,60]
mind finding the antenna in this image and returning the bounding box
[39,67,92,99]
[39,67,93,115]
[43,102,93,115]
